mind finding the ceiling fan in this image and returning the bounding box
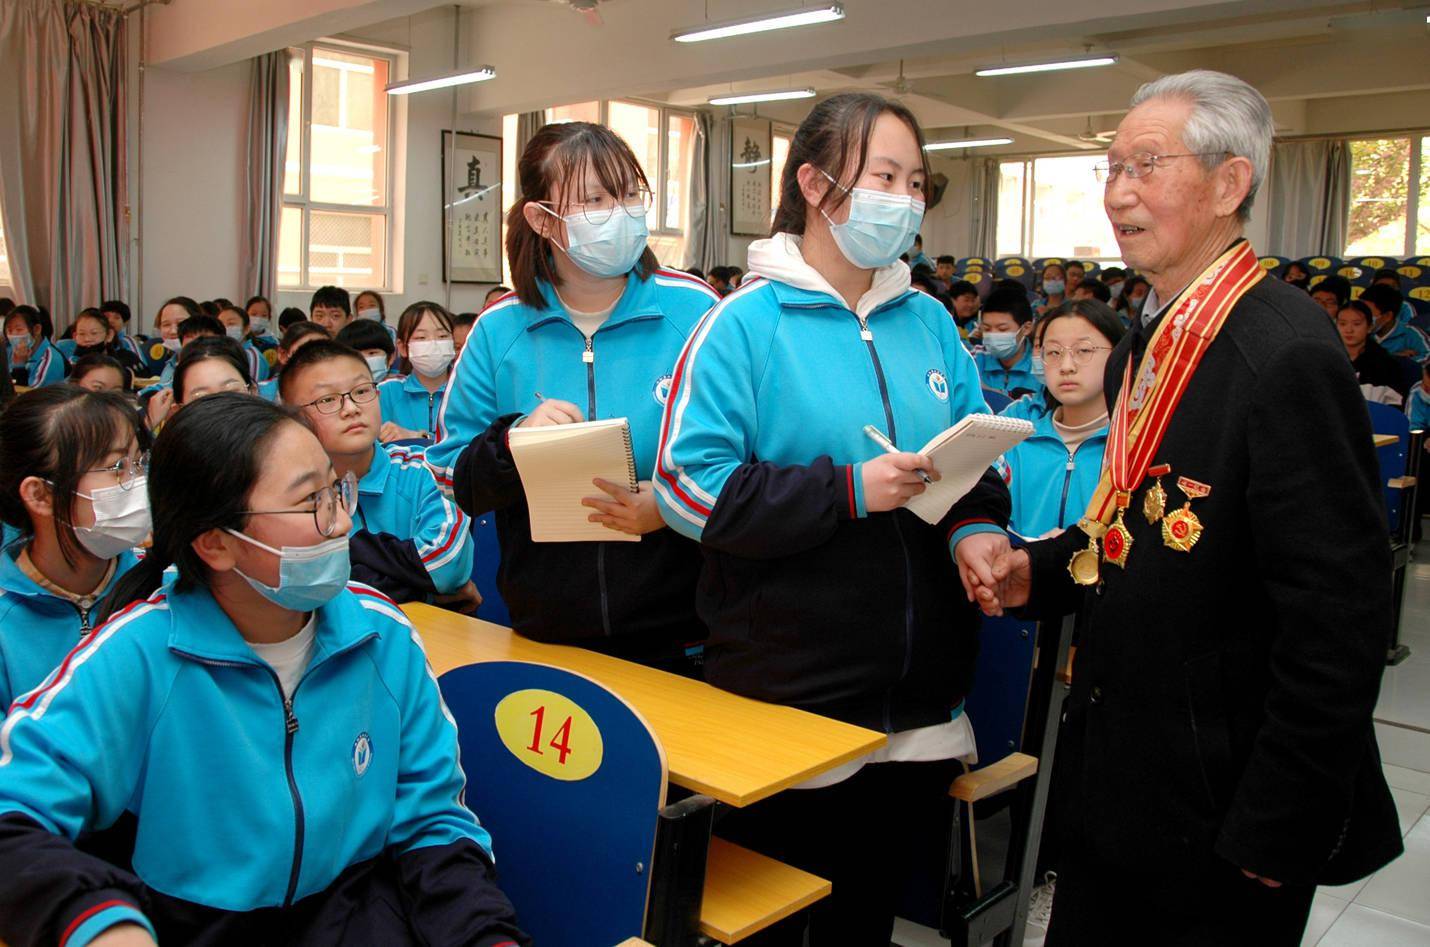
[892,60,913,96]
[545,0,608,27]
[1077,116,1116,144]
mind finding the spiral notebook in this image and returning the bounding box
[903,414,1034,525]
[508,417,641,543]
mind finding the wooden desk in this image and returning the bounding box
[405,603,885,807]
[1374,433,1399,449]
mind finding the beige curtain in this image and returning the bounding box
[0,0,127,325]
[968,157,1000,259]
[1266,140,1352,259]
[684,110,721,272]
[242,50,291,301]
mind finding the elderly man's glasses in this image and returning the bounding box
[1094,151,1231,184]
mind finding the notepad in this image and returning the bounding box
[903,414,1034,525]
[508,417,641,542]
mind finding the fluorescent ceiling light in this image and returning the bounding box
[673,3,843,43]
[975,55,1118,77]
[386,66,496,96]
[709,88,816,106]
[925,137,1014,151]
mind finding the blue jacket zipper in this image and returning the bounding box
[581,333,614,638]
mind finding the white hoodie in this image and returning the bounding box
[746,232,913,318]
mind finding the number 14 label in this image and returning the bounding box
[494,689,605,782]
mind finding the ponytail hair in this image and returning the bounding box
[98,393,300,623]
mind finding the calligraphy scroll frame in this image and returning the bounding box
[729,117,773,237]
[441,130,504,284]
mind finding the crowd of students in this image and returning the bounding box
[0,85,1422,947]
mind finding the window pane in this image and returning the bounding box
[284,49,304,196]
[278,206,303,288]
[608,101,660,198]
[1346,138,1410,257]
[1418,136,1430,256]
[771,133,791,226]
[310,49,389,207]
[995,161,1026,258]
[309,210,385,288]
[1029,154,1117,260]
[547,101,600,124]
[665,113,694,232]
[0,211,10,291]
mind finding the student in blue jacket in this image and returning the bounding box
[426,120,718,669]
[377,302,457,443]
[0,387,148,709]
[138,296,201,378]
[654,93,1011,944]
[259,320,330,402]
[217,305,273,381]
[1364,283,1429,362]
[338,318,399,385]
[282,338,478,610]
[99,300,145,361]
[971,285,1043,397]
[0,393,527,947]
[1002,299,1123,540]
[244,295,281,348]
[5,306,66,388]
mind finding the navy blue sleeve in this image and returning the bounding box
[451,413,526,518]
[700,456,862,560]
[393,826,529,946]
[349,530,439,603]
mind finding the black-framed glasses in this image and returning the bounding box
[239,472,359,538]
[1042,345,1112,366]
[85,451,150,491]
[1094,151,1231,184]
[300,383,380,416]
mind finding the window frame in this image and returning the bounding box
[281,40,400,293]
[1343,132,1428,258]
[995,152,1124,263]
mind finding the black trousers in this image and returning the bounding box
[1045,849,1315,947]
[714,758,959,947]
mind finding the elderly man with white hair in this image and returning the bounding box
[969,70,1403,944]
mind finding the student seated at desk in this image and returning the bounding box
[377,302,457,444]
[655,92,1011,945]
[139,296,200,378]
[1340,300,1411,400]
[6,306,66,388]
[0,393,527,947]
[70,308,145,381]
[971,286,1042,398]
[259,320,330,402]
[143,336,256,434]
[281,338,478,611]
[99,300,145,361]
[1364,283,1430,362]
[337,318,399,384]
[1003,299,1123,540]
[0,387,147,709]
[244,295,279,349]
[353,290,399,347]
[310,284,353,338]
[216,305,273,382]
[426,120,717,671]
[69,354,129,393]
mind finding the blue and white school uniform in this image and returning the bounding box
[378,374,448,441]
[1002,409,1108,540]
[8,337,66,387]
[352,443,473,595]
[971,343,1041,396]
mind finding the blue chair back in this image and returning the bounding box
[439,660,666,947]
[981,387,1013,413]
[964,615,1038,767]
[470,513,510,626]
[1349,256,1397,273]
[1302,255,1342,274]
[1367,400,1410,530]
[1258,255,1287,277]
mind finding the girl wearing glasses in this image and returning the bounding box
[0,386,150,709]
[283,338,478,611]
[425,121,718,671]
[1001,299,1125,540]
[377,302,457,444]
[0,393,527,947]
[655,93,1010,943]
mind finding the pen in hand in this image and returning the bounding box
[863,425,934,485]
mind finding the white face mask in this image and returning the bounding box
[162,337,182,352]
[251,317,271,336]
[225,325,245,340]
[72,478,152,559]
[407,339,455,377]
[357,307,383,322]
[7,333,30,355]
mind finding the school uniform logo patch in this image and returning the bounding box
[925,369,949,402]
[653,374,674,407]
[352,732,373,777]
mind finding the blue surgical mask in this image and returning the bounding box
[541,203,650,278]
[820,171,926,270]
[365,354,389,383]
[1031,355,1046,380]
[227,531,351,611]
[225,325,245,341]
[1043,279,1066,296]
[251,317,271,336]
[982,331,1024,360]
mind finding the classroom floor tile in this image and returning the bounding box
[1317,905,1430,947]
[1302,893,1349,947]
[1353,814,1430,928]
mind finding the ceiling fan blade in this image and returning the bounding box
[581,6,603,26]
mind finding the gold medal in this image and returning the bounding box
[1067,519,1107,586]
[1162,476,1211,553]
[1143,464,1171,525]
[1161,505,1203,552]
[1102,493,1133,569]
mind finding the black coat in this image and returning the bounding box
[1025,275,1402,888]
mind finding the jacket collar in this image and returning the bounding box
[527,270,664,333]
[165,580,379,668]
[356,442,392,495]
[748,232,914,318]
[0,542,131,606]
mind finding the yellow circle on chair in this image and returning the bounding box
[150,342,168,361]
[494,688,604,781]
